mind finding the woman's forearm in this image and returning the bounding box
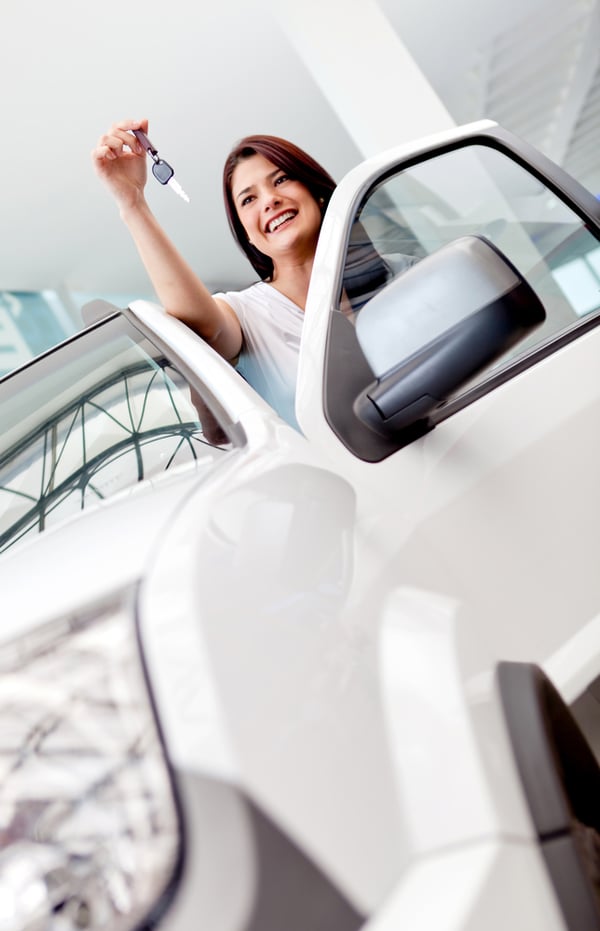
[120,200,242,360]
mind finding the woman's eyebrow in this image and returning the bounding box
[235,184,254,202]
[235,168,283,202]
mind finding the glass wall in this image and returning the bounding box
[0,290,143,378]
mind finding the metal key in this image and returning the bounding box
[132,129,190,203]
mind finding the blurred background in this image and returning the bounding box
[2,0,599,373]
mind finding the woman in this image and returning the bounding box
[91,119,337,429]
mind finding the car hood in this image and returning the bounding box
[0,465,208,643]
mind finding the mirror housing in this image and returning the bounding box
[354,236,546,436]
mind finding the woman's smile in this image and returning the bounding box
[266,209,298,234]
[232,153,322,259]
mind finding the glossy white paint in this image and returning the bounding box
[128,220,600,911]
[378,587,534,854]
[361,840,565,930]
[299,119,600,688]
[2,122,599,928]
[0,467,202,640]
[545,610,600,704]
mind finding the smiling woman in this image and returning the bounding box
[92,123,337,431]
[222,135,336,282]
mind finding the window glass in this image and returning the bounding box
[0,316,233,553]
[0,291,76,377]
[340,144,600,360]
[327,142,600,461]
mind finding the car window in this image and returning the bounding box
[328,142,600,458]
[342,144,600,333]
[0,315,234,553]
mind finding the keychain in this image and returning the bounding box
[132,129,190,203]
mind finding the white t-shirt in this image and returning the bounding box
[213,281,303,430]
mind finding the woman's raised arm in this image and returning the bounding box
[91,119,242,362]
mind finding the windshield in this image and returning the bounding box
[0,315,232,554]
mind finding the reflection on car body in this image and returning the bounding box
[2,122,600,930]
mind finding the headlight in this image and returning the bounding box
[0,590,180,930]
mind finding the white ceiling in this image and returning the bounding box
[386,0,600,183]
[2,0,599,303]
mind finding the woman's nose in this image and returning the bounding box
[262,190,282,211]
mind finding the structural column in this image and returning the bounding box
[272,0,455,158]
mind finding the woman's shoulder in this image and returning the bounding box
[216,280,301,319]
[213,279,264,308]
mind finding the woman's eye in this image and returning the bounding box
[275,174,289,186]
[241,195,254,206]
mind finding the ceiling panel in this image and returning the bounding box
[2,0,599,300]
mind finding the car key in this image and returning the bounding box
[132,129,190,203]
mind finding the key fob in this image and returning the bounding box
[131,128,189,200]
[151,159,175,185]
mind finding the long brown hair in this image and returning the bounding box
[223,135,337,281]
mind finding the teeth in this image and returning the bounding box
[268,211,295,232]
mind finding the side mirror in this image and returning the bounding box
[354,236,546,436]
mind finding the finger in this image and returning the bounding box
[92,119,150,163]
[112,121,151,155]
[91,140,139,163]
[91,147,134,166]
[111,118,145,133]
[91,143,118,163]
[95,130,138,158]
[111,118,149,142]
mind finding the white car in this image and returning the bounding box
[1,120,600,931]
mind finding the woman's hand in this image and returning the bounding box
[91,118,149,212]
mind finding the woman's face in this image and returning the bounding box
[231,153,322,266]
